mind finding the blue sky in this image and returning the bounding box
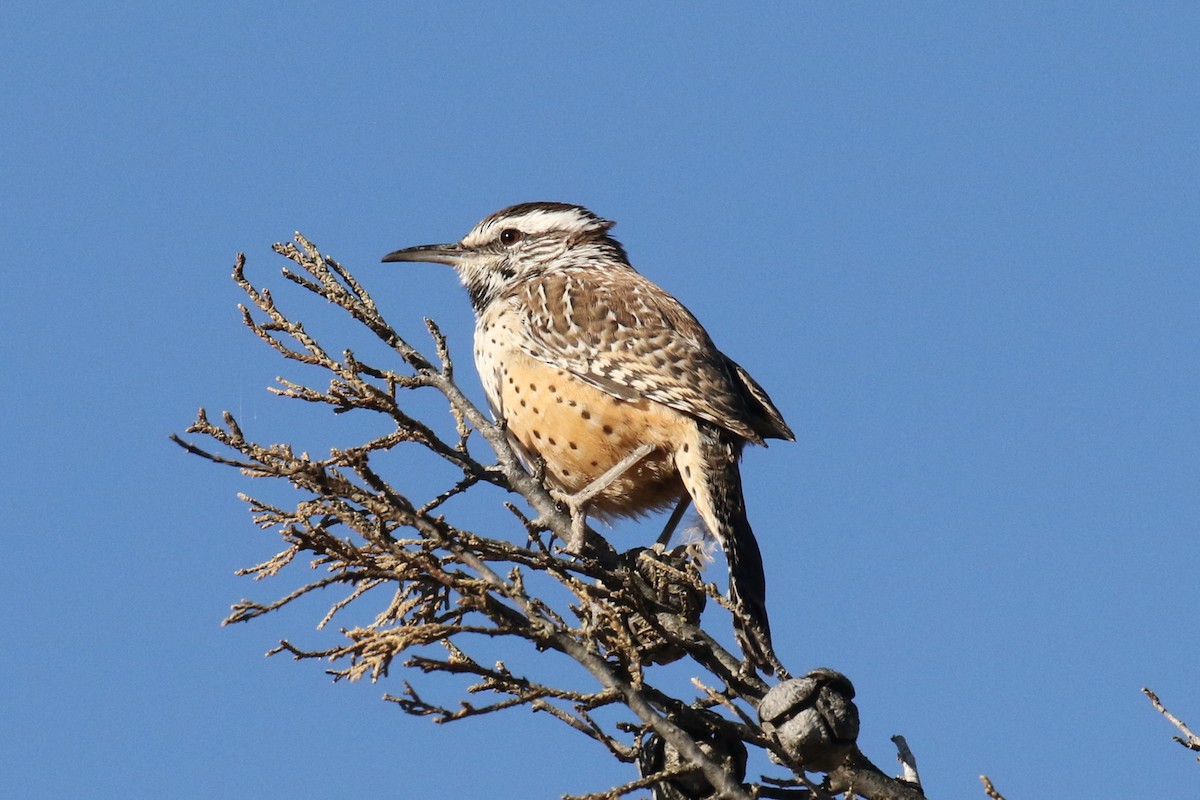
[2,3,1197,798]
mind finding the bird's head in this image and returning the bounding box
[382,202,628,311]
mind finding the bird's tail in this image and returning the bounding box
[722,502,775,673]
[679,426,777,674]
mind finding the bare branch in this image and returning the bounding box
[980,775,1007,800]
[563,765,702,800]
[176,237,929,800]
[1144,688,1200,760]
[826,748,926,800]
[891,735,921,788]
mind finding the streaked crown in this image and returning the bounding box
[462,202,615,249]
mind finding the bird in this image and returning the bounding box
[382,202,794,671]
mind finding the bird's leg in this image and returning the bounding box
[572,442,655,506]
[656,496,692,547]
[557,443,655,551]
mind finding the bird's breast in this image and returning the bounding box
[473,313,688,519]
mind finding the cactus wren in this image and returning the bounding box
[383,202,794,671]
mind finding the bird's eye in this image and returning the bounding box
[499,228,524,246]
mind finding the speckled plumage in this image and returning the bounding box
[383,202,793,671]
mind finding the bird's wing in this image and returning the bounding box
[508,266,768,444]
[723,355,795,442]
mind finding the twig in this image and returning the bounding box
[891,735,921,787]
[980,775,1006,800]
[1143,688,1200,759]
[563,764,701,800]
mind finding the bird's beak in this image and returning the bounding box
[381,242,465,266]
